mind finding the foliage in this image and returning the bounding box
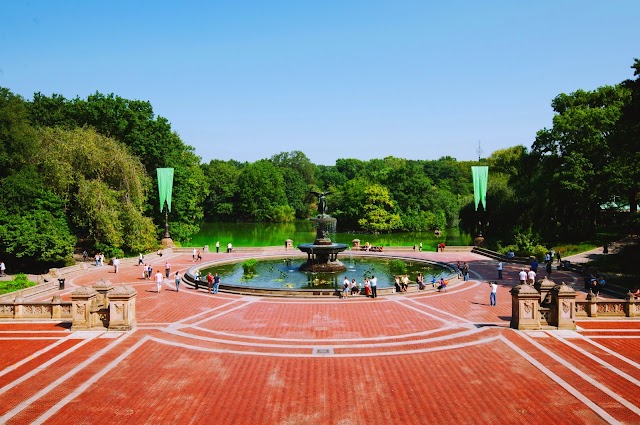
[0,273,37,295]
[0,168,75,264]
[498,230,549,260]
[29,91,208,241]
[388,259,407,275]
[358,184,402,233]
[242,258,258,275]
[236,160,289,222]
[201,159,242,221]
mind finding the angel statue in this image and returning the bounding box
[310,190,331,216]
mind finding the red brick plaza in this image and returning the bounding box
[1,249,639,424]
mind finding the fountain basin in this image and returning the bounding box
[297,242,348,272]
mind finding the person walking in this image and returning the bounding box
[419,241,423,252]
[527,269,536,285]
[518,269,527,284]
[192,248,197,261]
[138,253,144,266]
[462,263,469,281]
[155,270,163,293]
[227,242,233,253]
[213,273,220,294]
[489,281,498,306]
[216,241,220,253]
[113,257,120,274]
[497,261,503,280]
[0,261,5,277]
[82,250,88,262]
[165,261,171,278]
[370,275,378,298]
[175,272,181,292]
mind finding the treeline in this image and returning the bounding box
[1,59,638,268]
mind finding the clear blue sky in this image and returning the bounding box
[1,1,638,165]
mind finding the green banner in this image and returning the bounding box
[157,168,174,212]
[471,166,488,211]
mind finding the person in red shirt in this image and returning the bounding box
[207,272,214,294]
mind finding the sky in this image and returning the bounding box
[1,1,638,166]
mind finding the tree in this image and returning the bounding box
[0,88,38,178]
[533,85,630,235]
[0,168,75,265]
[358,184,402,233]
[615,58,640,213]
[201,159,242,220]
[36,127,157,254]
[29,91,208,241]
[236,160,290,222]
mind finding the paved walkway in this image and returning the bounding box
[0,249,638,424]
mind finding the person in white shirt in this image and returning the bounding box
[155,270,164,293]
[113,257,120,273]
[490,281,498,306]
[518,269,527,284]
[370,276,378,298]
[527,269,536,285]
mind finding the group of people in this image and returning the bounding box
[456,261,470,281]
[192,248,203,262]
[340,276,378,298]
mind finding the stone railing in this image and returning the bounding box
[0,294,72,320]
[575,293,638,318]
[0,279,137,331]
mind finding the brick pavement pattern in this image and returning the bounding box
[0,249,638,424]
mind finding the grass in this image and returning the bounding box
[0,274,37,295]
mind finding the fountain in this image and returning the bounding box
[297,191,348,272]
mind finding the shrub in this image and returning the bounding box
[242,258,258,275]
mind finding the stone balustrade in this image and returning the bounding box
[0,294,72,320]
[511,278,639,330]
[0,279,137,331]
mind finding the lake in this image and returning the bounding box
[188,221,471,250]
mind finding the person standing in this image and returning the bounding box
[207,272,214,294]
[215,241,220,253]
[0,261,5,277]
[194,270,201,290]
[370,275,378,298]
[462,263,469,281]
[419,241,423,252]
[175,272,181,292]
[489,281,498,306]
[165,261,171,278]
[82,250,88,262]
[213,273,220,294]
[147,264,153,280]
[497,261,503,280]
[155,270,163,293]
[113,257,120,274]
[192,248,197,261]
[227,242,233,253]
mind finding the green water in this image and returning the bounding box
[189,221,471,250]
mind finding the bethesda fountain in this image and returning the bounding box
[297,191,348,272]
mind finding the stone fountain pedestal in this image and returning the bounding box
[298,215,347,272]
